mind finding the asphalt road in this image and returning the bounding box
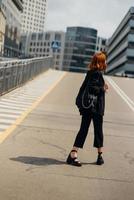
[0,70,134,200]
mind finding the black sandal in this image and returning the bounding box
[96,152,104,165]
[66,150,82,167]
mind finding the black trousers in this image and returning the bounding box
[73,114,104,148]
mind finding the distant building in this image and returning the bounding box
[21,0,47,34]
[63,27,97,73]
[21,31,65,70]
[0,8,6,56]
[96,36,107,52]
[0,0,23,57]
[107,7,134,76]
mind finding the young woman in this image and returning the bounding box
[66,52,108,167]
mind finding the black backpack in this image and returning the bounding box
[75,75,99,114]
[76,88,98,114]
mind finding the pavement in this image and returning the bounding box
[0,69,134,200]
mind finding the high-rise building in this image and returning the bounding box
[63,27,97,73]
[0,0,23,57]
[107,7,134,77]
[20,31,65,70]
[21,0,47,34]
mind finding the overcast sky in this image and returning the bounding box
[46,0,134,39]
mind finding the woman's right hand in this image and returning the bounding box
[104,83,109,92]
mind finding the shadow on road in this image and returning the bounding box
[10,156,66,166]
[82,162,97,165]
[10,156,97,166]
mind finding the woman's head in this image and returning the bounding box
[88,52,107,71]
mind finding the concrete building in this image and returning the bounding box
[21,31,65,70]
[0,7,6,56]
[63,27,97,73]
[107,7,134,77]
[21,0,47,33]
[96,36,107,52]
[0,0,23,57]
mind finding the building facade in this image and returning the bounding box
[107,7,134,76]
[0,0,23,57]
[21,31,65,70]
[0,8,6,56]
[21,0,47,34]
[96,36,107,52]
[63,27,97,73]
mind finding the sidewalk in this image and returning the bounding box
[0,70,134,200]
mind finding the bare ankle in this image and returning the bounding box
[70,148,78,158]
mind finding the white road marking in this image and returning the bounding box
[0,105,27,111]
[0,102,28,108]
[106,76,134,112]
[0,114,18,119]
[0,99,31,106]
[0,69,66,132]
[0,119,15,124]
[0,124,12,129]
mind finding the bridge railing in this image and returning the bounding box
[0,56,53,95]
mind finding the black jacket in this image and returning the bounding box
[76,69,105,116]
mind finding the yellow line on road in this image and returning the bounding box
[0,71,67,144]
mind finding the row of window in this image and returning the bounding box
[29,48,61,54]
[22,25,44,31]
[30,42,50,46]
[24,28,43,32]
[24,4,46,9]
[31,33,62,41]
[23,14,45,20]
[23,20,44,26]
[31,54,49,57]
[23,10,46,16]
[24,2,46,10]
[29,48,50,53]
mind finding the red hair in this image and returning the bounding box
[88,52,107,71]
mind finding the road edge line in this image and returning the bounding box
[106,76,134,112]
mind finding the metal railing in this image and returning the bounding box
[0,56,53,95]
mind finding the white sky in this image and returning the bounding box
[46,0,134,39]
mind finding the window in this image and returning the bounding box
[31,33,36,40]
[55,34,61,41]
[38,33,43,40]
[57,49,61,53]
[45,33,50,40]
[56,61,59,65]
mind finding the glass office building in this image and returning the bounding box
[63,27,97,73]
[107,7,134,77]
[0,0,23,57]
